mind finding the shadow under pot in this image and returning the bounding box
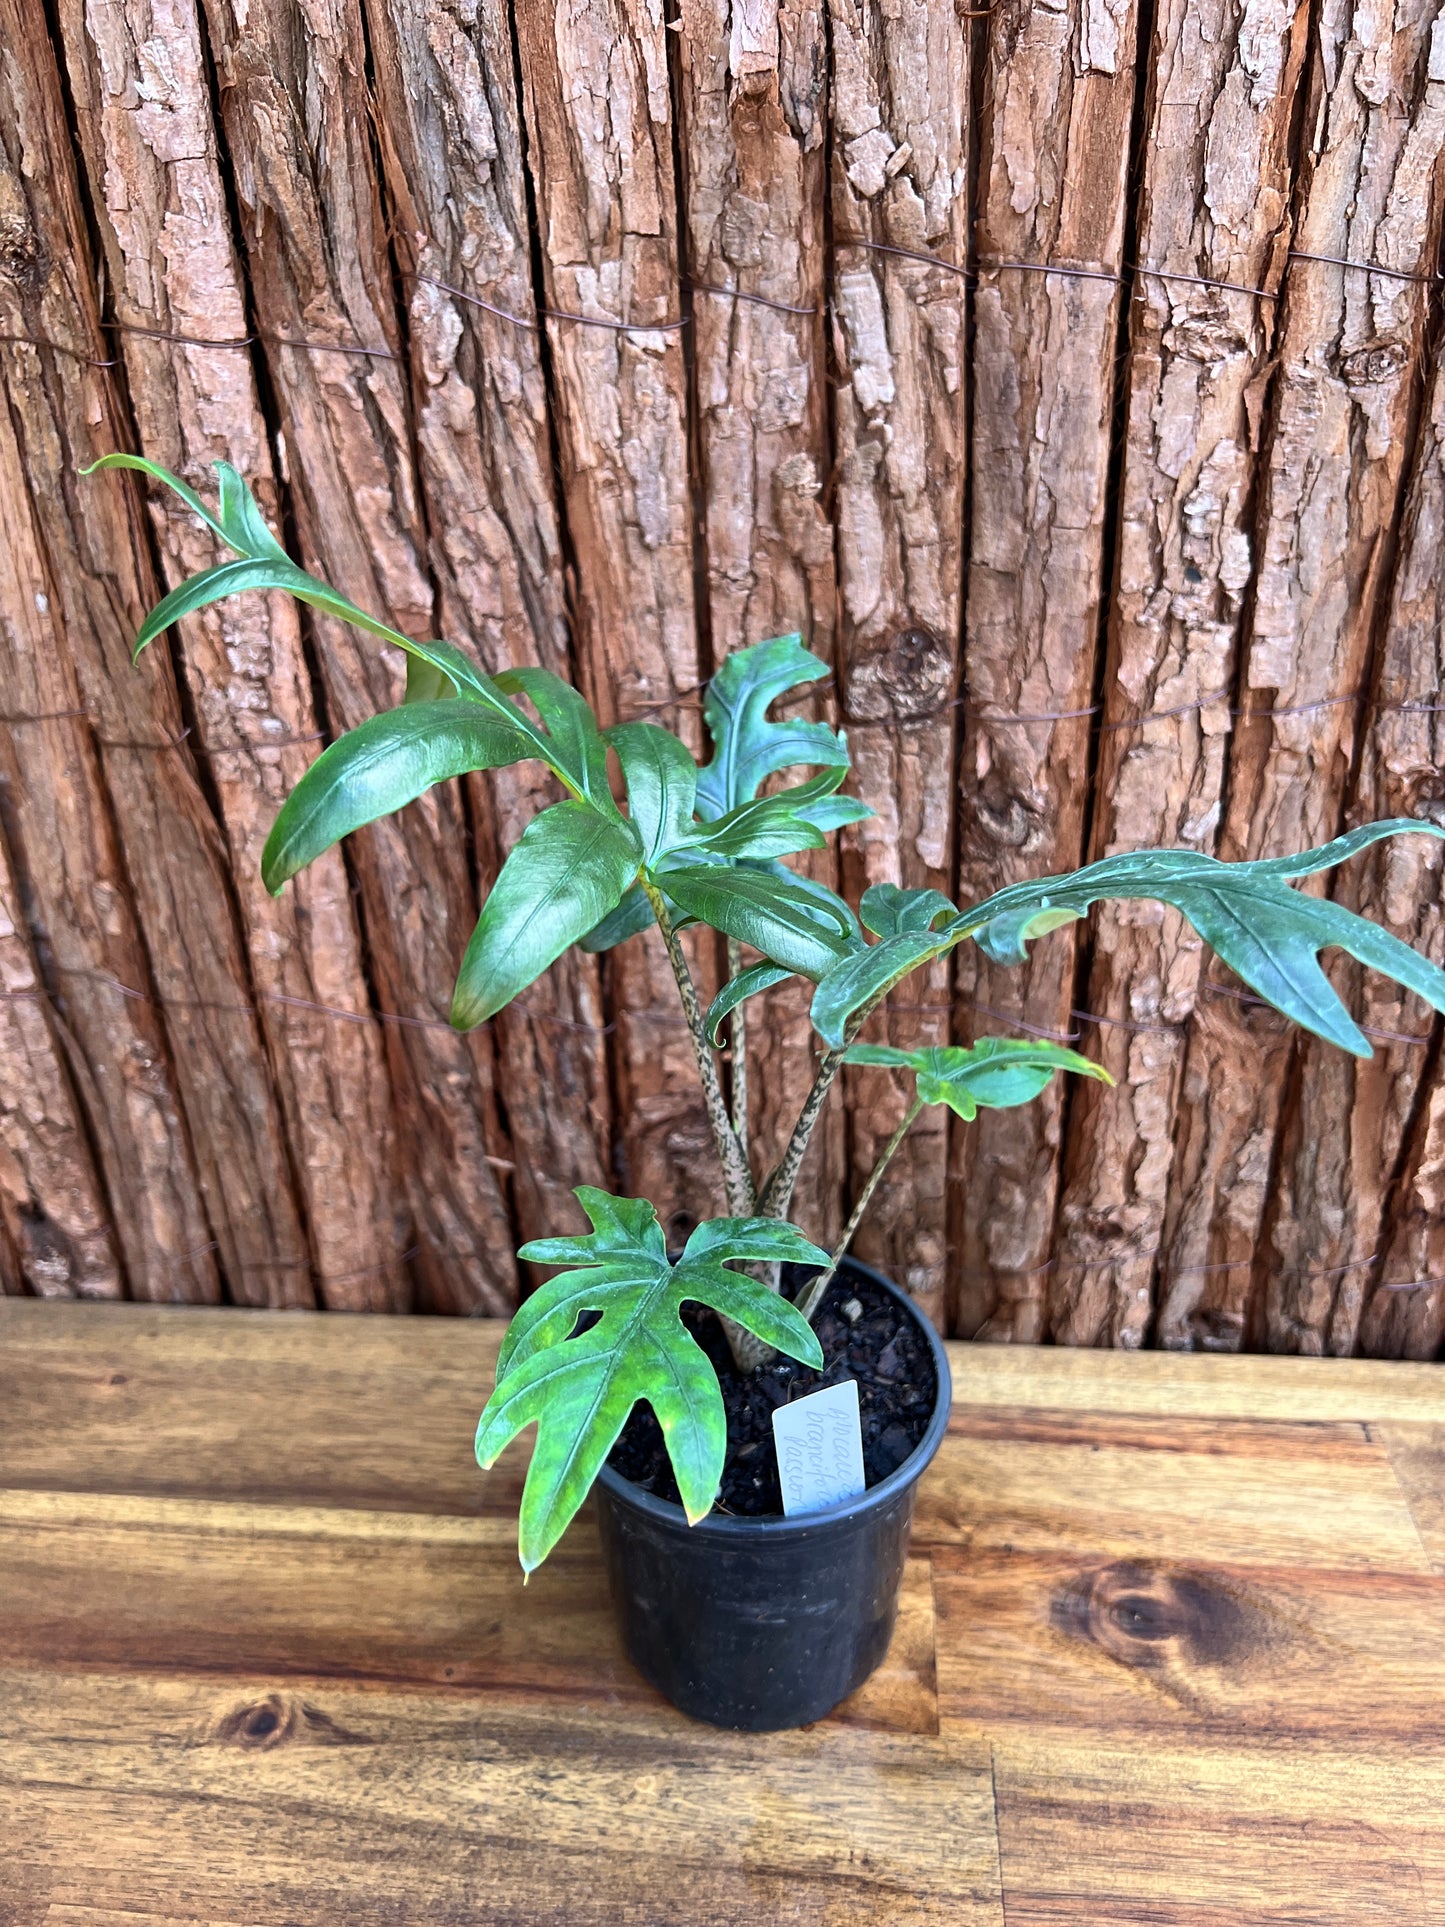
[594,1256,952,1731]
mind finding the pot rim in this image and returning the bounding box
[595,1254,952,1542]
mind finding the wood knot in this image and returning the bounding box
[1051,1560,1253,1671]
[845,627,954,724]
[210,1693,368,1750]
[1339,341,1408,387]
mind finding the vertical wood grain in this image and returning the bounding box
[364,0,612,1247]
[1159,0,1445,1351]
[0,827,120,1299]
[0,0,305,1306]
[1,3,1442,1342]
[670,0,845,1242]
[56,0,410,1310]
[511,0,719,1235]
[197,0,519,1310]
[952,0,1141,1342]
[828,0,971,1323]
[1048,0,1311,1347]
[1265,347,1445,1357]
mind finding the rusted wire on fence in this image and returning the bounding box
[9,228,1438,383]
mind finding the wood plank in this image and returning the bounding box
[1159,0,1445,1351]
[3,1302,1443,1519]
[197,0,518,1313]
[935,1546,1444,1736]
[1049,0,1310,1348]
[984,1734,1445,1925]
[953,0,1141,1342]
[0,1485,935,1733]
[0,1678,999,1925]
[918,1412,1429,1569]
[944,1333,1445,1421]
[1381,1421,1445,1571]
[55,0,409,1309]
[5,1299,1443,1921]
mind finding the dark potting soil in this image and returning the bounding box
[606,1268,938,1516]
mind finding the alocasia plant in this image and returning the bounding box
[92,454,1445,1568]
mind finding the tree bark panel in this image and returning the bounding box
[197,0,519,1310]
[952,0,1141,1342]
[0,1,310,1306]
[1159,0,1445,1351]
[1264,347,1445,1358]
[56,0,410,1310]
[366,0,612,1247]
[511,0,721,1230]
[827,0,969,1310]
[0,828,120,1300]
[1049,0,1312,1349]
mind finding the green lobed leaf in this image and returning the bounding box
[860,883,959,938]
[609,721,699,865]
[845,1038,1113,1120]
[478,1191,826,1570]
[495,667,619,817]
[404,654,458,705]
[955,820,1445,1057]
[704,962,793,1046]
[795,794,874,835]
[696,634,850,818]
[683,767,851,863]
[83,452,229,545]
[810,932,947,1048]
[679,1216,828,1269]
[86,454,610,805]
[664,863,860,981]
[579,882,663,952]
[261,702,535,893]
[451,801,641,1030]
[516,1187,666,1277]
[214,460,290,561]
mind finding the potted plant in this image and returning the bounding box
[89,453,1445,1729]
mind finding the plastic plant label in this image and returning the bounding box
[771,1379,866,1517]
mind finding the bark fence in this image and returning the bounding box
[1,0,1443,1356]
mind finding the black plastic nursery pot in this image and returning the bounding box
[594,1258,952,1731]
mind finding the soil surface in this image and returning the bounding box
[607,1268,938,1516]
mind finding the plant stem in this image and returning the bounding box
[756,1046,847,1220]
[794,1097,923,1324]
[726,935,748,1157]
[755,977,903,1223]
[640,877,755,1216]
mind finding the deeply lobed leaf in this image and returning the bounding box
[696,634,847,819]
[954,820,1445,1057]
[845,1038,1112,1119]
[478,1190,827,1569]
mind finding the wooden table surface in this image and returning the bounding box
[3,1300,1444,1925]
